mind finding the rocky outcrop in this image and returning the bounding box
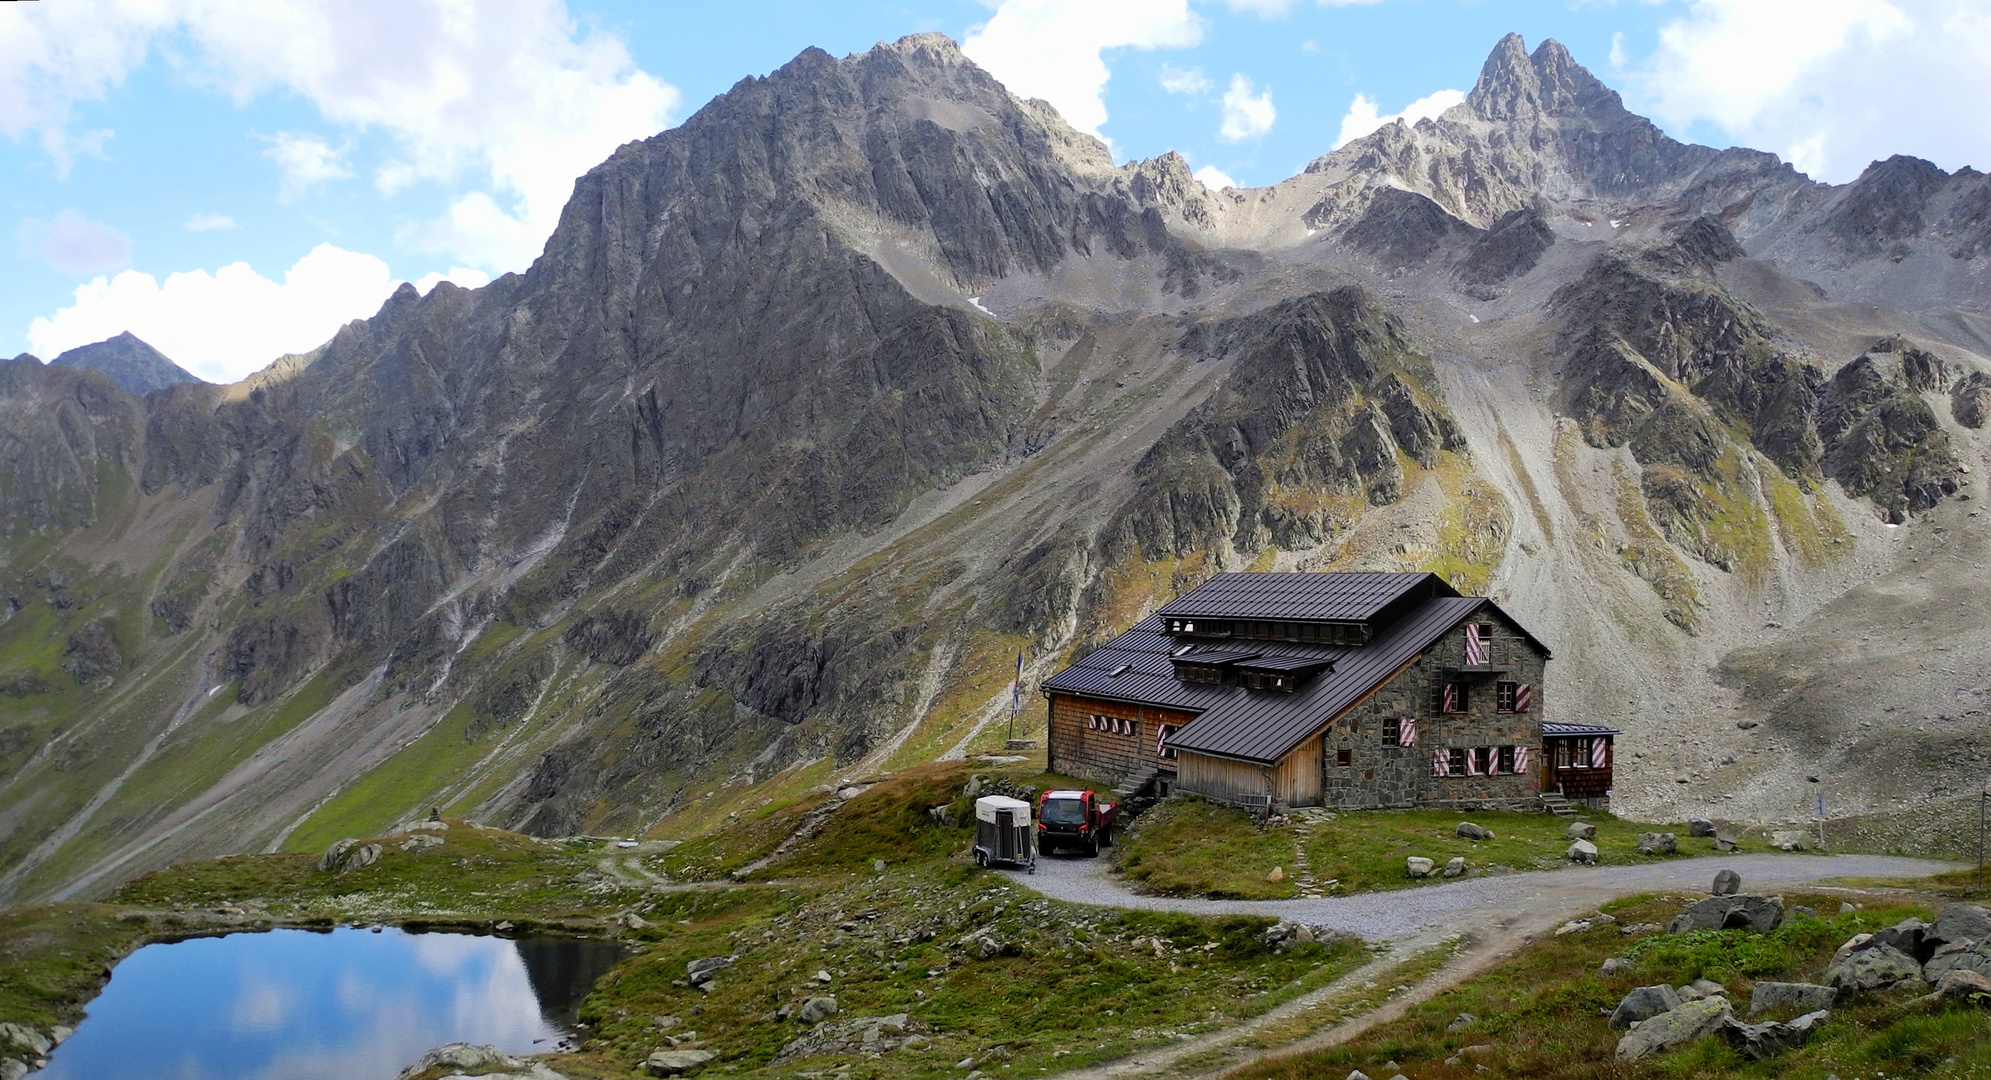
[1340,188,1478,269]
[1457,206,1554,288]
[59,621,120,684]
[1817,351,1963,517]
[565,610,654,667]
[224,616,317,707]
[1953,371,1991,428]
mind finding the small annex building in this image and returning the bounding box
[1041,571,1617,812]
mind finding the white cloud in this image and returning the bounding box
[264,132,353,202]
[1194,165,1239,189]
[1219,74,1276,141]
[20,210,131,275]
[1158,64,1211,96]
[1224,0,1298,14]
[184,213,237,232]
[962,0,1204,142]
[27,243,412,382]
[1333,88,1465,149]
[1624,0,1991,182]
[2,0,679,272]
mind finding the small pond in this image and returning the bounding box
[41,927,627,1080]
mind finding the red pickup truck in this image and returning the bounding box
[1036,789,1117,856]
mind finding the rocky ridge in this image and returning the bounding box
[0,32,1986,901]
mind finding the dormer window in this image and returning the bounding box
[1243,671,1294,693]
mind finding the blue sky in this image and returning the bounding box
[6,0,1987,383]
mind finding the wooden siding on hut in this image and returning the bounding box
[1046,693,1195,788]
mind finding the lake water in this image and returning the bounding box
[40,927,626,1080]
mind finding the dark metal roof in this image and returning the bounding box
[1155,571,1454,622]
[1046,591,1552,765]
[1541,722,1623,737]
[1174,649,1263,665]
[1234,654,1335,673]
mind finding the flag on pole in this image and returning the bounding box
[1011,650,1024,714]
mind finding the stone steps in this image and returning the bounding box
[1539,793,1580,818]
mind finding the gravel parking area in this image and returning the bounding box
[1003,851,1959,940]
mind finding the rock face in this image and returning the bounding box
[50,332,203,396]
[1824,942,1923,991]
[1,29,1989,900]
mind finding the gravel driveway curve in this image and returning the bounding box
[1001,851,1959,940]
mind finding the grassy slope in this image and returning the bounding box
[1116,801,1700,898]
[1234,892,1991,1080]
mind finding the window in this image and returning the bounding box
[1496,682,1518,713]
[1243,671,1294,692]
[1436,681,1469,714]
[1383,716,1401,744]
[1498,745,1515,774]
[1336,748,1353,767]
[1448,747,1467,775]
[1177,663,1225,684]
[1571,737,1592,768]
[1088,714,1137,738]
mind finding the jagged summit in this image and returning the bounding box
[49,331,202,395]
[1467,34,1626,124]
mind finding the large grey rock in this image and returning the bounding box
[686,955,735,984]
[798,996,839,1024]
[1443,856,1466,878]
[1767,830,1811,852]
[1873,917,1932,962]
[1923,939,1991,981]
[1637,832,1676,855]
[1455,822,1492,840]
[0,1025,50,1058]
[1688,819,1716,838]
[318,838,360,872]
[1934,903,1991,948]
[1600,957,1636,977]
[1609,984,1681,1029]
[1711,868,1741,895]
[1566,821,1597,841]
[1405,856,1435,879]
[1721,1009,1830,1060]
[395,1043,569,1080]
[1825,942,1924,992]
[1567,839,1598,864]
[1669,895,1783,934]
[0,1058,24,1080]
[336,842,382,874]
[1925,968,1991,1003]
[646,1049,718,1076]
[1615,995,1731,1060]
[1750,981,1835,1014]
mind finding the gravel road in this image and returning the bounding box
[1002,851,1959,939]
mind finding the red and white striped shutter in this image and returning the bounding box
[1514,684,1532,712]
[1400,717,1416,747]
[1464,623,1486,666]
[1515,746,1531,773]
[1591,738,1608,769]
[1088,715,1098,731]
[1432,749,1449,777]
[1442,683,1458,714]
[1464,748,1481,776]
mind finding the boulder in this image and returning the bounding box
[1934,903,1991,948]
[1668,895,1783,934]
[1443,857,1466,878]
[1925,968,1991,1003]
[1787,905,1818,921]
[1455,822,1493,840]
[1873,917,1932,962]
[1406,857,1435,879]
[1267,866,1285,883]
[1615,995,1732,1060]
[318,839,360,872]
[1445,1013,1477,1033]
[1768,830,1811,852]
[686,956,734,985]
[1825,942,1923,992]
[1609,984,1681,1029]
[1688,819,1717,838]
[0,1059,23,1080]
[1923,939,1991,982]
[1720,1009,1830,1060]
[798,996,839,1024]
[1566,821,1597,841]
[393,1043,567,1080]
[1714,831,1740,852]
[1685,978,1728,999]
[0,1026,49,1058]
[1567,839,1599,865]
[1601,957,1636,977]
[1712,869,1741,895]
[337,843,382,874]
[1638,832,1677,856]
[646,1049,718,1076]
[1749,982,1836,1014]
[399,833,443,852]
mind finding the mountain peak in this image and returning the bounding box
[51,331,203,395]
[1468,33,1625,123]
